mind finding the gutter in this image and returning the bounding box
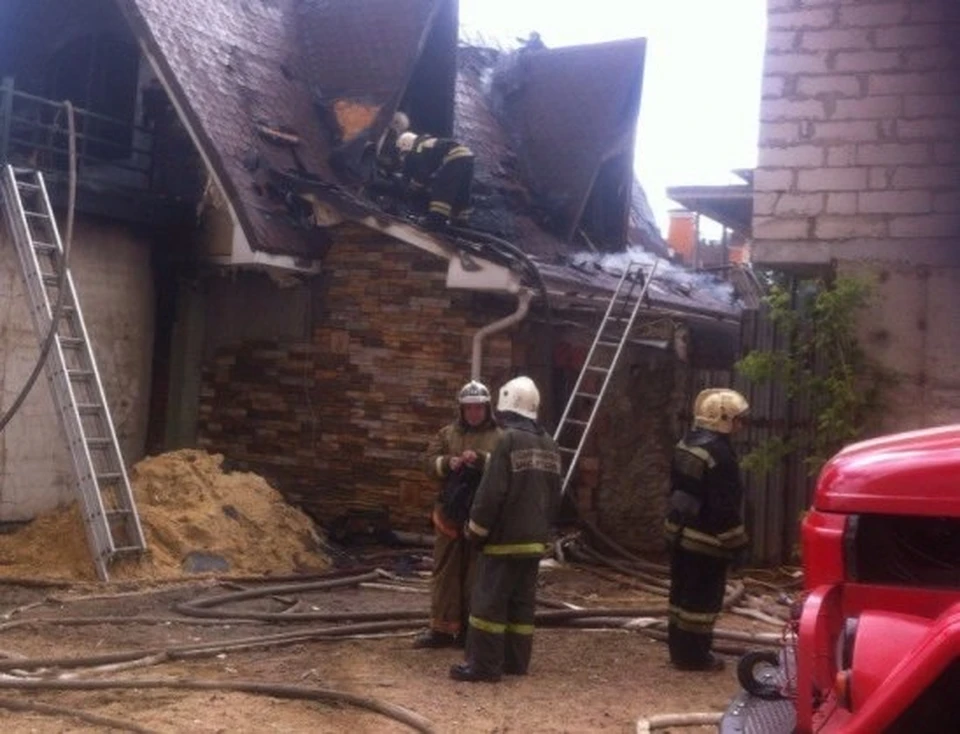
[471,289,533,381]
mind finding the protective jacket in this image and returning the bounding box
[663,427,748,559]
[467,413,562,557]
[424,417,501,536]
[402,136,473,187]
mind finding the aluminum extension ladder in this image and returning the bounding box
[0,165,146,580]
[553,259,659,495]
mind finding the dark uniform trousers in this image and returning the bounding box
[430,526,478,635]
[667,545,729,666]
[465,554,540,676]
[427,151,474,224]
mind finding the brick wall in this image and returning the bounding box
[756,0,960,430]
[195,236,688,546]
[756,0,960,263]
[196,239,525,532]
[591,351,685,553]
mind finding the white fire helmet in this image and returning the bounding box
[396,131,417,155]
[497,376,540,420]
[458,380,491,405]
[390,111,410,133]
[693,388,749,434]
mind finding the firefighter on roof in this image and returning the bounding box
[415,380,502,649]
[664,388,750,672]
[450,376,562,682]
[395,130,475,231]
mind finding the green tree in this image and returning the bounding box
[736,275,891,475]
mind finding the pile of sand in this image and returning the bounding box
[0,450,329,582]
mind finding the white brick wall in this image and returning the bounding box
[756,0,959,251]
[838,3,910,27]
[797,74,862,97]
[756,0,960,431]
[796,166,868,190]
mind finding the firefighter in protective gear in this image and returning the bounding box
[395,131,475,231]
[450,376,562,682]
[415,380,502,649]
[373,112,411,178]
[664,388,750,672]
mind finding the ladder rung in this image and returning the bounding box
[585,366,609,373]
[558,447,577,454]
[575,392,599,400]
[597,340,620,347]
[4,164,148,572]
[564,419,588,427]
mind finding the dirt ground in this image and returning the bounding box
[0,561,771,734]
[0,453,783,732]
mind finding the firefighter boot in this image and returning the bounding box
[420,211,448,231]
[449,662,502,683]
[412,629,458,649]
[672,654,726,672]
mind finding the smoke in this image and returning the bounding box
[568,246,740,306]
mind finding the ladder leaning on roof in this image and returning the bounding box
[553,258,660,496]
[0,164,146,581]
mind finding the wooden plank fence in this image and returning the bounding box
[687,301,817,567]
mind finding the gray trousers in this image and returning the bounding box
[465,554,540,675]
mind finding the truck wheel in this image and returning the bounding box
[737,650,784,700]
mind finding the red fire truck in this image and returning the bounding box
[722,425,960,733]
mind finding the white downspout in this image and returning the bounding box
[471,289,534,381]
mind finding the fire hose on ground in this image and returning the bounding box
[635,712,723,733]
[0,548,796,731]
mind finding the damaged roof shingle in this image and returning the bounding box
[118,0,440,258]
[455,43,669,259]
[490,38,646,243]
[120,0,672,268]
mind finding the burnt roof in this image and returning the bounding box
[118,0,444,258]
[455,44,669,259]
[490,38,646,243]
[119,0,671,266]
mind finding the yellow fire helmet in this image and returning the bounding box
[693,388,749,433]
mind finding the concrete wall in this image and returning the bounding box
[756,0,960,430]
[0,218,155,520]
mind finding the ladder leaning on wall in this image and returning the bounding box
[0,164,146,581]
[553,259,660,496]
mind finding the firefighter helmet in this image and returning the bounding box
[458,380,491,405]
[390,111,410,133]
[693,388,749,433]
[396,131,417,155]
[497,376,540,420]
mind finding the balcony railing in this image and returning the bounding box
[0,75,157,191]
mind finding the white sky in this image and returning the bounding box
[459,0,768,233]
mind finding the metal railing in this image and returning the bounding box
[0,76,154,190]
